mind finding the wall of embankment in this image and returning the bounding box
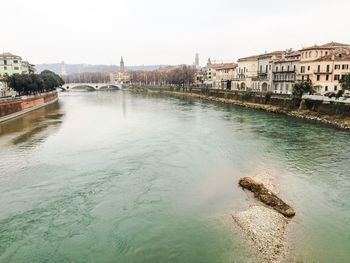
[148,87,350,117]
[0,91,58,122]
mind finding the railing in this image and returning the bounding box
[314,70,333,74]
[303,94,350,104]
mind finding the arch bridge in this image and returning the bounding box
[61,83,122,91]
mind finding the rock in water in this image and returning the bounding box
[239,177,295,217]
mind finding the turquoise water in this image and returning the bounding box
[0,91,350,262]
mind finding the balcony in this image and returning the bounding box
[314,70,333,74]
[272,70,296,73]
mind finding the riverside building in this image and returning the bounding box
[273,50,301,94]
[254,51,284,92]
[202,60,237,89]
[232,55,258,91]
[298,42,350,94]
[0,53,35,76]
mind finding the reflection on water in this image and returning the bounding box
[0,92,350,262]
[0,101,63,147]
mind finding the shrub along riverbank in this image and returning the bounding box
[130,86,350,130]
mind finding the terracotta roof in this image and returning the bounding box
[300,42,350,51]
[238,55,259,62]
[314,51,350,62]
[321,42,350,48]
[209,62,237,70]
[300,45,330,51]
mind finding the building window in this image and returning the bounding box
[286,84,289,93]
[325,52,328,55]
[317,65,320,72]
[326,75,329,81]
[335,64,341,70]
[282,66,284,72]
[317,75,321,81]
[293,65,296,71]
[334,86,337,91]
[14,60,18,63]
[342,64,349,70]
[301,66,305,73]
[325,86,328,91]
[302,76,305,81]
[334,75,340,81]
[4,60,7,65]
[4,66,7,70]
[307,66,311,71]
[14,67,19,70]
[326,65,330,72]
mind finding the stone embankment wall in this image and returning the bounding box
[300,99,350,117]
[190,88,295,109]
[146,86,350,117]
[0,91,58,118]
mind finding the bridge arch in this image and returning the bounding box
[97,84,121,90]
[68,84,97,91]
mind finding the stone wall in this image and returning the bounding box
[0,91,58,118]
[301,99,350,117]
[190,88,295,109]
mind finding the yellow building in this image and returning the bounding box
[298,42,350,93]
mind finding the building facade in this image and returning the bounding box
[0,53,35,76]
[273,50,300,94]
[202,60,237,89]
[232,55,258,91]
[298,42,350,93]
[254,51,284,92]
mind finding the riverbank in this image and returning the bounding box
[0,91,58,123]
[135,87,350,130]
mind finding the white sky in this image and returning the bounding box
[2,0,350,66]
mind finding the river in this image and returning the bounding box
[0,91,349,262]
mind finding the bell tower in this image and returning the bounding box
[120,57,125,72]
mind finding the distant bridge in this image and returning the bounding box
[61,83,122,91]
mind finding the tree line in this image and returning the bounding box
[5,70,64,96]
[129,65,196,87]
[62,72,111,84]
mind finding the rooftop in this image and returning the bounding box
[209,62,237,70]
[300,41,350,51]
[0,52,21,58]
[321,42,350,48]
[238,55,259,62]
[314,51,350,62]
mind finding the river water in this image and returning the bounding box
[0,91,349,262]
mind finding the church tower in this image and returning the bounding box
[120,57,125,72]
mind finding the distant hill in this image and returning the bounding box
[35,64,171,74]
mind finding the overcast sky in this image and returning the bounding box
[2,0,350,66]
